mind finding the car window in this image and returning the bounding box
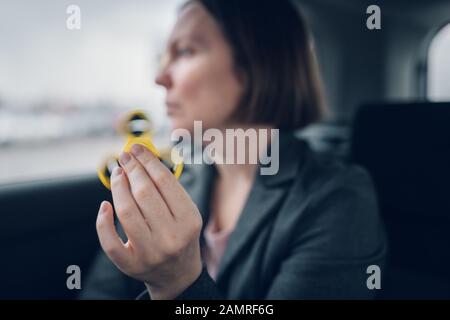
[0,0,183,185]
[427,23,450,101]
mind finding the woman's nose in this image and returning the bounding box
[155,68,172,89]
[155,53,172,89]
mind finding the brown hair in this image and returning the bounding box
[183,0,328,131]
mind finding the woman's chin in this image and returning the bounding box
[169,119,195,133]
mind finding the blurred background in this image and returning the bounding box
[0,0,183,184]
[1,0,450,186]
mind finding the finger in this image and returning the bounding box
[96,201,131,269]
[110,166,152,245]
[118,150,172,225]
[130,143,196,219]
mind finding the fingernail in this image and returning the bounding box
[100,201,108,213]
[131,144,144,157]
[113,167,123,176]
[119,152,131,165]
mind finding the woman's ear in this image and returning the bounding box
[235,66,248,90]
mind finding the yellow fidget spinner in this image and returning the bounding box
[98,110,183,190]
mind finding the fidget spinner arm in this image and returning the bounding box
[98,110,183,190]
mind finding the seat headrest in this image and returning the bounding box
[350,102,450,218]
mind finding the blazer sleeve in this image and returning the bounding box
[136,267,223,300]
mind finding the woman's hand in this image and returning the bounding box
[96,144,203,300]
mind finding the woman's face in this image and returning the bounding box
[155,2,244,133]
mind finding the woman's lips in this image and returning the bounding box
[166,102,180,116]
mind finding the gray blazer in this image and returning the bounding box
[82,132,387,299]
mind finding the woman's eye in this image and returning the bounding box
[176,48,193,57]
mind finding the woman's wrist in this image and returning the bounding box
[145,260,203,300]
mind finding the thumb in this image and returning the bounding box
[96,201,131,268]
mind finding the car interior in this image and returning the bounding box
[0,0,449,299]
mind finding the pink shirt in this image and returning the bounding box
[202,218,234,281]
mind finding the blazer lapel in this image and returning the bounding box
[179,161,217,249]
[179,132,306,287]
[215,179,286,284]
[216,132,305,284]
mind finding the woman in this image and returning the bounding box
[83,0,387,299]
